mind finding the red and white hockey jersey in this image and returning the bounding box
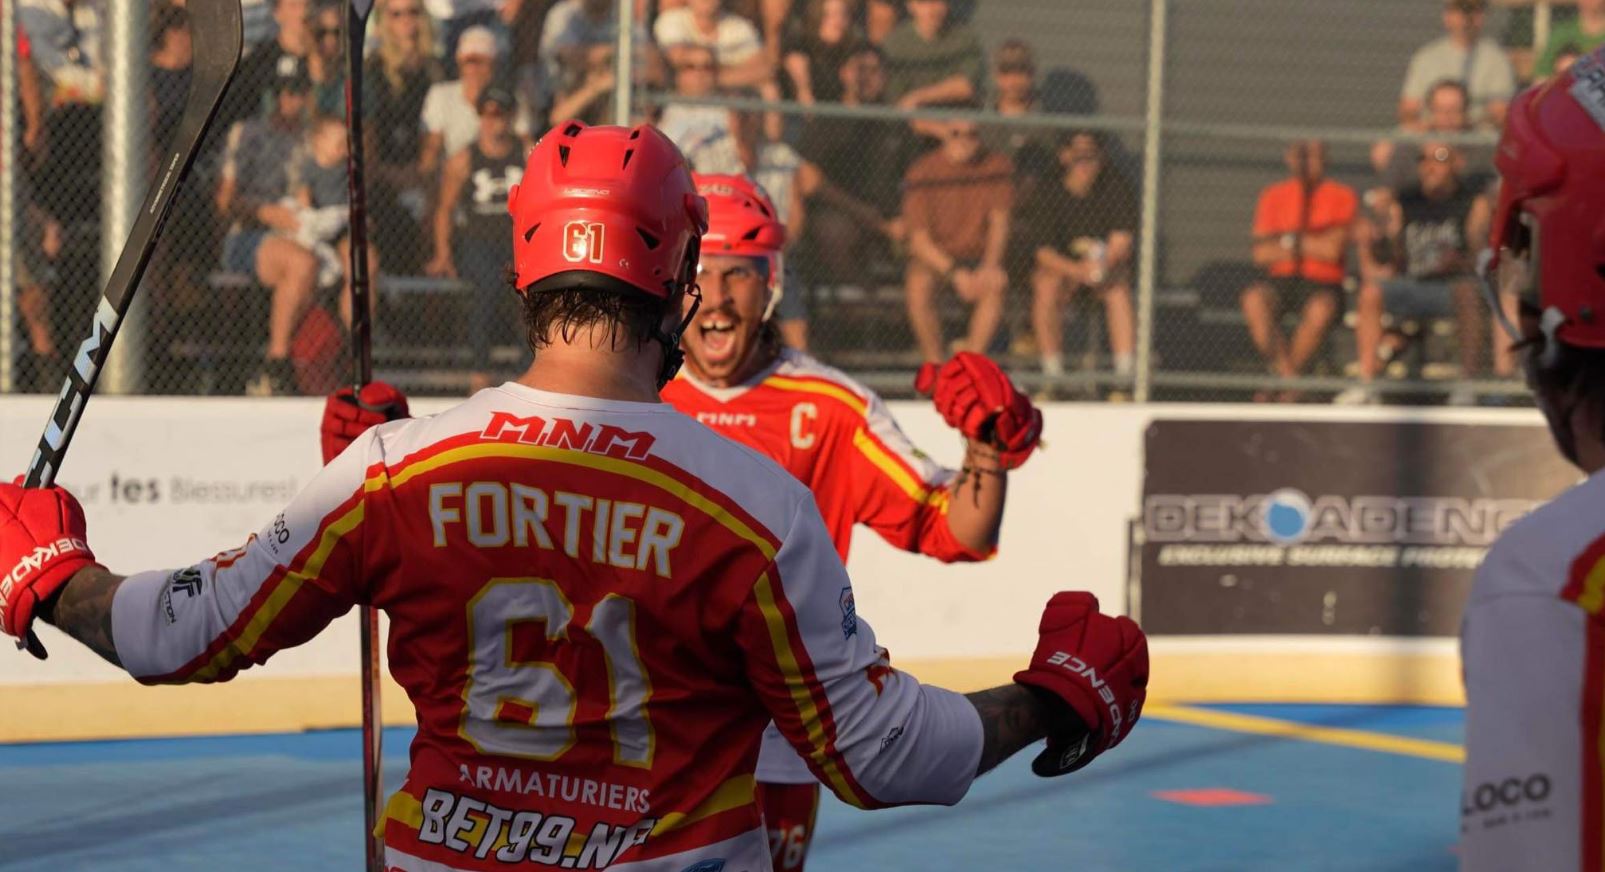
[107,384,984,871]
[1461,467,1605,871]
[660,348,991,566]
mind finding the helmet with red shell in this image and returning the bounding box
[1485,47,1605,357]
[694,173,788,320]
[509,120,709,301]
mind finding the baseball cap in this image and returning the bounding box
[477,85,515,113]
[273,53,311,91]
[456,25,499,59]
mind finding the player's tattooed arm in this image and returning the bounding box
[966,683,1049,775]
[38,567,125,667]
[945,443,1007,552]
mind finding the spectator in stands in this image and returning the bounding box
[294,117,381,321]
[223,0,311,129]
[781,0,864,104]
[20,0,104,106]
[149,3,193,153]
[1399,0,1514,131]
[901,115,1013,363]
[426,86,527,389]
[16,21,43,164]
[1240,140,1357,402]
[428,0,515,77]
[1025,131,1139,386]
[306,1,346,118]
[659,45,741,167]
[983,37,1058,194]
[215,56,320,396]
[655,0,773,90]
[881,0,981,111]
[1347,142,1491,404]
[364,0,442,274]
[539,0,660,117]
[22,0,105,227]
[795,45,915,286]
[865,0,899,45]
[1372,79,1493,198]
[1536,0,1605,79]
[419,26,532,178]
[547,33,618,125]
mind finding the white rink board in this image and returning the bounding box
[0,395,1549,726]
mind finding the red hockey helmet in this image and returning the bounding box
[695,173,788,319]
[1484,47,1605,354]
[509,120,708,300]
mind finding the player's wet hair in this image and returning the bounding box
[515,274,678,355]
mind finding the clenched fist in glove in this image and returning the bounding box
[915,352,1042,469]
[1013,592,1148,777]
[321,381,411,464]
[0,482,100,655]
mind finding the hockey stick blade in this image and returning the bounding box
[18,0,243,658]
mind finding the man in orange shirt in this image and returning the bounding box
[1240,139,1358,399]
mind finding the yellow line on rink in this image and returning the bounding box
[1145,703,1465,763]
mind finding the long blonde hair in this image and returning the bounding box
[378,0,438,90]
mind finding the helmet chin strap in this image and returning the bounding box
[653,289,701,389]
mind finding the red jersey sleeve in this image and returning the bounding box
[110,427,379,684]
[736,491,983,809]
[843,393,991,563]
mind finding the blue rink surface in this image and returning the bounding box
[0,704,1463,871]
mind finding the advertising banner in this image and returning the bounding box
[1137,418,1577,636]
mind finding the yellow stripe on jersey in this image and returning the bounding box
[850,429,950,515]
[752,572,869,809]
[189,500,367,682]
[765,376,869,418]
[650,774,756,836]
[1575,554,1605,615]
[372,443,779,560]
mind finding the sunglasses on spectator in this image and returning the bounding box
[1420,146,1453,163]
[460,56,493,66]
[315,27,341,38]
[996,62,1033,75]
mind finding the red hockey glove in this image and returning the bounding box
[915,352,1042,469]
[0,481,100,655]
[1013,592,1148,777]
[321,381,410,464]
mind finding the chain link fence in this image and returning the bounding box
[1,0,1577,402]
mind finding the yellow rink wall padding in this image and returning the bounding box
[0,647,1463,743]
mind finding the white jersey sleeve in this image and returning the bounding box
[736,490,984,809]
[1459,469,1605,872]
[110,426,379,683]
[1460,592,1587,872]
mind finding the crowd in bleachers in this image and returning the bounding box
[8,0,1605,400]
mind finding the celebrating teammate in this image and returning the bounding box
[1461,47,1605,872]
[659,173,1042,869]
[2,122,1147,872]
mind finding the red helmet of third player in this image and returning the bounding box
[696,173,787,318]
[1484,46,1605,354]
[509,120,709,299]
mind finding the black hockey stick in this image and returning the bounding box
[18,0,244,658]
[342,2,384,869]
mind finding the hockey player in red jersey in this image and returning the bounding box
[657,173,1043,869]
[1461,47,1605,872]
[2,122,1147,871]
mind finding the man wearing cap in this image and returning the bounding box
[1399,0,1516,131]
[426,85,530,388]
[216,54,322,396]
[419,24,531,178]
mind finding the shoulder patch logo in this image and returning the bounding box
[839,586,857,639]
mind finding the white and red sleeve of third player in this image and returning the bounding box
[1460,470,1605,872]
[735,486,983,809]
